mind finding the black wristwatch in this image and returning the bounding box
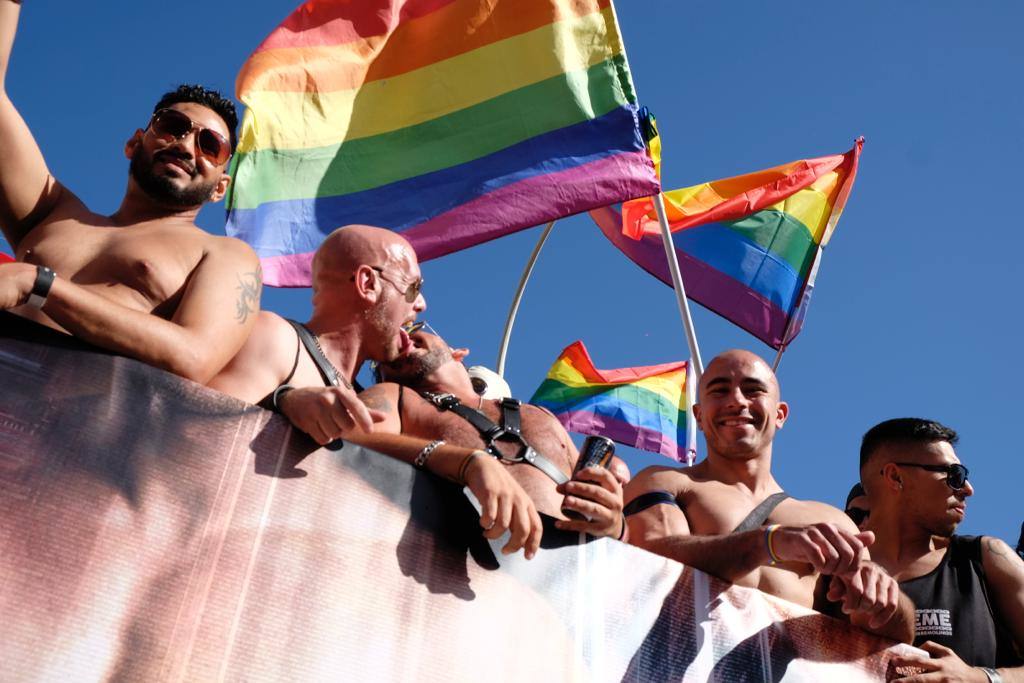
[26,265,56,309]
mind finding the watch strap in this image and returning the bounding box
[26,265,56,309]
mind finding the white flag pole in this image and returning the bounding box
[495,220,557,377]
[653,192,704,381]
[771,243,825,372]
[685,361,698,466]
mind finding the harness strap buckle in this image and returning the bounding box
[427,392,459,410]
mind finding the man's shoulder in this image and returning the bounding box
[359,381,403,404]
[628,463,695,494]
[201,232,260,263]
[240,312,296,363]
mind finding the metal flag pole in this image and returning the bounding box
[653,192,704,381]
[495,220,557,377]
[771,243,825,372]
[685,360,698,466]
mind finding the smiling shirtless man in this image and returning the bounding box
[0,1,261,384]
[623,349,915,643]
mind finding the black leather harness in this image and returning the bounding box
[420,392,568,485]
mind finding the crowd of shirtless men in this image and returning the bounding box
[0,3,1021,680]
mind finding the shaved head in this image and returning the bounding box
[700,349,780,398]
[308,224,426,364]
[694,349,787,461]
[312,224,418,290]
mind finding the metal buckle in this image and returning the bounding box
[491,445,533,464]
[426,392,457,409]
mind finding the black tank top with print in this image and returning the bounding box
[899,535,1021,667]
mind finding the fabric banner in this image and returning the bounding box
[0,316,915,681]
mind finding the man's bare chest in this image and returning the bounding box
[20,220,205,312]
[681,487,792,535]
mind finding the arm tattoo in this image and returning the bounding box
[235,264,263,324]
[986,537,1024,573]
[361,392,393,414]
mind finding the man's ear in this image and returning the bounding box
[879,462,903,492]
[124,130,144,159]
[775,400,789,429]
[209,173,231,203]
[693,403,704,432]
[450,347,469,362]
[352,264,381,303]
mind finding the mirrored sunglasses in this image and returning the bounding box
[148,108,232,166]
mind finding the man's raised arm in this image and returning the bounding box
[0,1,62,247]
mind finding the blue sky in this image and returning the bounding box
[6,2,1022,546]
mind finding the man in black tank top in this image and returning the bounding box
[859,418,1024,681]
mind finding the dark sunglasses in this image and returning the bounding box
[147,108,232,166]
[890,462,969,490]
[370,266,423,303]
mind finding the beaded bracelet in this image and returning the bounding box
[765,524,783,565]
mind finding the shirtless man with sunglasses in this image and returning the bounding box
[858,418,1024,682]
[0,1,261,384]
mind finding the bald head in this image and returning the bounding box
[312,225,418,289]
[700,349,780,398]
[694,349,787,461]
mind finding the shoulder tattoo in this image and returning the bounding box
[985,537,1024,572]
[235,264,263,324]
[360,391,394,414]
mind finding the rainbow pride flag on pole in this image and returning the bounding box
[530,341,696,464]
[591,140,862,349]
[225,0,660,286]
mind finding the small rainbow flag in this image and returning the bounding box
[592,140,862,349]
[530,341,695,464]
[225,0,660,286]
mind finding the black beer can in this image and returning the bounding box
[574,435,616,474]
[561,436,616,521]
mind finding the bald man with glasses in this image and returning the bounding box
[859,418,1024,682]
[211,227,548,560]
[210,224,425,437]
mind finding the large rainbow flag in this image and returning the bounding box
[530,341,695,464]
[225,0,660,286]
[591,140,862,349]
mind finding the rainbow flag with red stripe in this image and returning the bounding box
[530,341,695,463]
[592,140,862,349]
[225,0,659,286]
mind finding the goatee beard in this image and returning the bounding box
[130,148,218,208]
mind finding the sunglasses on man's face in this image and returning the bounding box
[147,108,232,166]
[890,462,970,490]
[371,266,423,303]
